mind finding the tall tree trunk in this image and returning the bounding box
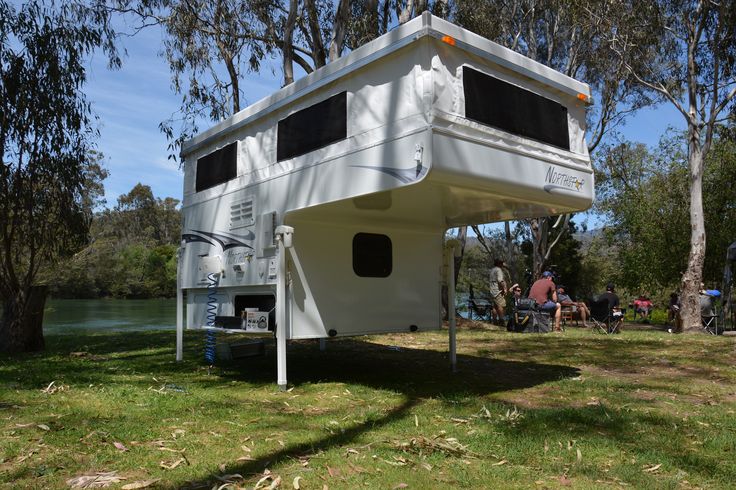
[504,221,517,283]
[530,217,549,278]
[454,226,467,287]
[441,227,467,320]
[679,139,706,332]
[282,0,298,86]
[305,0,327,68]
[0,286,47,353]
[329,0,350,62]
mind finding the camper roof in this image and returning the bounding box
[181,12,591,158]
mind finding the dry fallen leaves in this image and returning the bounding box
[159,457,187,470]
[393,433,476,458]
[643,463,662,473]
[41,380,68,394]
[254,470,282,489]
[67,472,125,488]
[120,479,160,490]
[113,442,129,452]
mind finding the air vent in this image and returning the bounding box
[230,198,255,230]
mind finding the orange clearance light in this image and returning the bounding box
[577,93,589,103]
[441,35,456,46]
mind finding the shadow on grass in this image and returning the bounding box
[180,337,581,488]
[1,330,580,488]
[4,329,733,488]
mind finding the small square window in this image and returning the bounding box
[353,233,392,278]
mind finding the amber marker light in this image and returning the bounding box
[577,93,591,104]
[441,35,456,46]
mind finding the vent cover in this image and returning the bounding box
[230,198,255,230]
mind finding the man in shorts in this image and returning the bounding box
[488,258,507,325]
[528,271,562,331]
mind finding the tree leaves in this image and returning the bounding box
[0,0,117,352]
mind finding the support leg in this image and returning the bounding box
[276,235,288,391]
[176,248,184,362]
[445,241,458,373]
[319,338,327,351]
[275,226,294,391]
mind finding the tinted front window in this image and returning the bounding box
[463,67,570,150]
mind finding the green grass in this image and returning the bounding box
[1,324,735,489]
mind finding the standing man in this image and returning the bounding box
[489,258,507,325]
[528,271,562,332]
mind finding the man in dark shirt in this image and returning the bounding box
[599,283,623,332]
[599,283,620,310]
[528,271,561,331]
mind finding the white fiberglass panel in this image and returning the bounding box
[286,218,442,339]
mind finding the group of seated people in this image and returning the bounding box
[508,272,621,332]
[509,271,596,332]
[496,266,724,333]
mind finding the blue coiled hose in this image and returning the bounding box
[204,272,218,364]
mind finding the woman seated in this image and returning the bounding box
[633,295,654,323]
[556,285,589,327]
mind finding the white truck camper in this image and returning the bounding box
[176,13,594,388]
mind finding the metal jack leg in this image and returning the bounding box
[275,226,294,391]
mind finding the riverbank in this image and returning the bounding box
[1,326,735,488]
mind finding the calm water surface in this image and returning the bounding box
[42,296,472,334]
[43,299,176,334]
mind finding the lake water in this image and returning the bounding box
[43,299,177,334]
[41,296,472,334]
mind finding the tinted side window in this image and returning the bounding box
[196,142,237,192]
[277,92,347,161]
[353,233,392,278]
[463,67,570,150]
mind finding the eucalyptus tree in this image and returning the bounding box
[602,0,736,331]
[596,128,736,296]
[453,0,656,278]
[119,0,451,158]
[595,138,691,291]
[0,0,118,353]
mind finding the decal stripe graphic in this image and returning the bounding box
[192,230,255,250]
[182,234,214,245]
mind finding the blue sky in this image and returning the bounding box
[86,24,685,208]
[86,23,284,206]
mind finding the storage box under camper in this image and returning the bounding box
[176,13,593,385]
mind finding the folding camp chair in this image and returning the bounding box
[467,285,492,321]
[700,294,719,335]
[589,298,622,334]
[511,298,551,333]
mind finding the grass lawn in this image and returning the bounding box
[1,322,735,489]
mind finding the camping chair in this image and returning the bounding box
[700,294,719,335]
[589,298,622,334]
[561,304,576,326]
[511,298,552,333]
[467,285,492,321]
